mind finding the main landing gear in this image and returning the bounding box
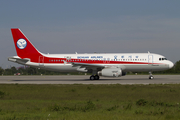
[149,72,154,79]
[90,75,100,80]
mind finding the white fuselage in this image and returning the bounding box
[11,53,173,73]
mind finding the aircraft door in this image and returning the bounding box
[64,56,71,64]
[64,56,71,61]
[39,56,44,66]
[148,55,153,64]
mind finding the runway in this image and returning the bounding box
[0,75,180,84]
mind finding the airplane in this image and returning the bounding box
[8,28,174,80]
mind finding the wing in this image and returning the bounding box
[66,61,125,73]
[72,62,105,73]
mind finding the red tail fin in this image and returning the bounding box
[11,28,42,60]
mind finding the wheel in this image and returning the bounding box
[90,75,95,80]
[149,76,154,79]
[94,75,99,80]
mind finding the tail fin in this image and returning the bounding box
[11,28,42,60]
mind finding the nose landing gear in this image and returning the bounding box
[149,72,154,79]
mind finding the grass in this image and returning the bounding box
[0,84,180,119]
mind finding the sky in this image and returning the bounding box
[0,0,180,68]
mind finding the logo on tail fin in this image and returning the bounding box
[17,39,27,49]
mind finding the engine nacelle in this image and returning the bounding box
[98,68,126,77]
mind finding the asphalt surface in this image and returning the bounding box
[0,75,180,84]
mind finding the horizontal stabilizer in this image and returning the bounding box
[8,56,30,64]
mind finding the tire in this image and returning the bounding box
[90,75,95,80]
[94,75,99,80]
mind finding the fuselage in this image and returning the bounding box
[10,53,173,72]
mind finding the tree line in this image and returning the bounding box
[0,60,180,75]
[0,66,85,75]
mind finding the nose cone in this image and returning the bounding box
[169,61,174,69]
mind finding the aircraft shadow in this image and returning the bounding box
[12,78,164,82]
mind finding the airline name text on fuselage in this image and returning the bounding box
[77,56,103,59]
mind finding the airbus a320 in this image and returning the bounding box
[8,28,174,80]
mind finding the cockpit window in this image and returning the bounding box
[159,58,167,61]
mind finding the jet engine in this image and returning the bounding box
[98,68,126,77]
